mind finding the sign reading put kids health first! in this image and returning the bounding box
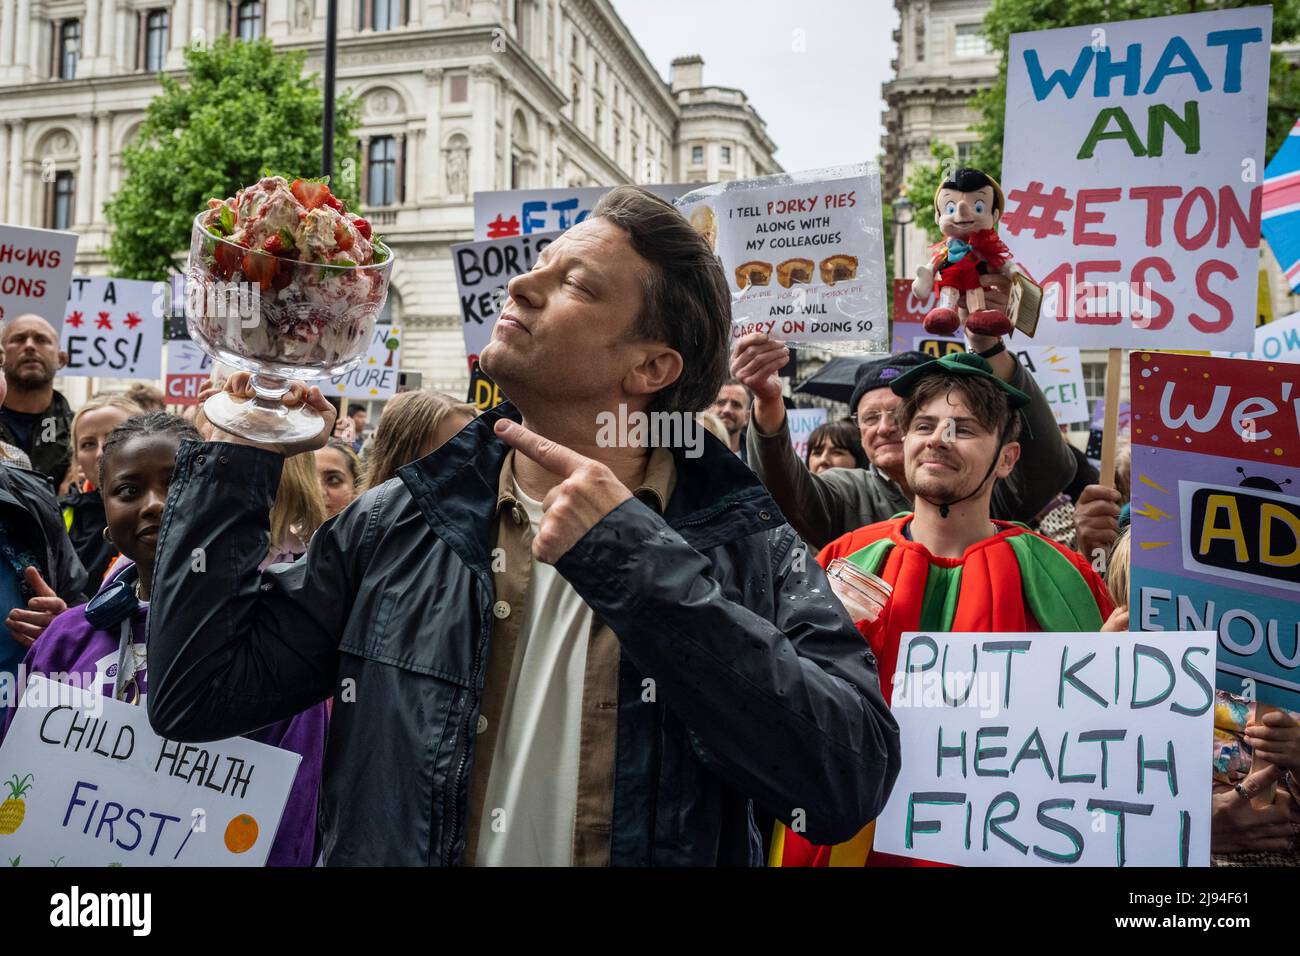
[675,164,888,350]
[1130,352,1300,711]
[1001,8,1271,352]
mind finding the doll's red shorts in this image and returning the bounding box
[935,254,982,294]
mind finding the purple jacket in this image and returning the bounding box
[2,561,326,866]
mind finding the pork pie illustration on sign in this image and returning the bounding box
[911,167,1018,338]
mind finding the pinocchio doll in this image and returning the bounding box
[912,167,1018,338]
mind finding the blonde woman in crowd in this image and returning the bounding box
[363,390,476,490]
[316,437,364,519]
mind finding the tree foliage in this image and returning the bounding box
[904,141,955,245]
[106,36,360,280]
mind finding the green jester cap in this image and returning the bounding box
[888,351,1030,410]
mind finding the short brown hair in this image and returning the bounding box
[895,373,1021,444]
[593,186,731,414]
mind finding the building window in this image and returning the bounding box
[371,0,400,31]
[570,81,580,115]
[613,126,621,159]
[57,20,80,79]
[145,10,169,71]
[721,145,732,165]
[367,136,397,206]
[954,23,991,57]
[1082,361,1108,408]
[49,171,75,229]
[691,144,704,165]
[594,105,603,144]
[449,73,468,103]
[237,0,262,40]
[594,60,601,85]
[570,31,579,60]
[956,141,975,165]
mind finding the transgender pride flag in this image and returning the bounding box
[1264,118,1300,292]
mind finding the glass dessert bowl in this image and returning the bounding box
[184,177,394,444]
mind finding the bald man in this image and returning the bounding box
[0,315,72,484]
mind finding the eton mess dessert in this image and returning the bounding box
[188,175,393,373]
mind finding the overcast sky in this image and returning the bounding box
[610,0,898,174]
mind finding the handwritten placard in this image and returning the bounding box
[873,630,1215,866]
[0,677,299,867]
[60,276,165,379]
[473,184,698,240]
[0,224,78,332]
[326,323,402,400]
[164,339,212,406]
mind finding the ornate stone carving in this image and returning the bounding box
[367,91,396,117]
[294,0,311,29]
[423,67,444,83]
[444,139,469,196]
[447,0,470,15]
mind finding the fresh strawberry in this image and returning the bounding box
[334,221,354,252]
[351,216,372,240]
[262,234,286,255]
[323,194,344,212]
[291,178,331,210]
[241,249,280,291]
[213,241,243,280]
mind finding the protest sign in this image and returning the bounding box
[1130,351,1300,710]
[787,408,829,461]
[895,280,1090,424]
[676,164,888,349]
[0,224,78,333]
[1001,7,1271,351]
[60,276,165,380]
[326,323,402,400]
[451,230,561,411]
[0,676,299,866]
[473,184,697,240]
[873,630,1215,867]
[164,339,212,406]
[1086,396,1132,466]
[1217,308,1300,362]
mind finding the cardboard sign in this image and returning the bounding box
[60,276,165,380]
[0,677,299,866]
[473,184,698,241]
[0,224,78,332]
[676,165,888,348]
[163,339,212,406]
[1130,352,1300,710]
[873,631,1215,867]
[326,324,402,400]
[1001,8,1271,351]
[787,407,829,462]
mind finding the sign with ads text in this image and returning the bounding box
[60,276,165,380]
[873,630,1215,867]
[0,224,78,333]
[1001,8,1271,351]
[0,676,299,866]
[1130,351,1300,710]
[473,184,699,241]
[675,164,888,349]
[787,407,829,462]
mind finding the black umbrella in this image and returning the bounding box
[793,356,872,404]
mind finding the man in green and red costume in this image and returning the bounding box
[772,351,1119,867]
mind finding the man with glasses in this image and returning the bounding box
[732,317,1076,551]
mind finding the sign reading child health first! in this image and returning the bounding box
[1001,8,1271,352]
[0,224,78,333]
[873,631,1215,867]
[675,164,888,349]
[60,276,165,380]
[0,677,300,866]
[1130,352,1300,711]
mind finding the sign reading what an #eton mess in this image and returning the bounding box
[675,164,888,350]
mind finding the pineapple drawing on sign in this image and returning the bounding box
[0,773,33,834]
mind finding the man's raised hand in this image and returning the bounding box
[494,419,633,564]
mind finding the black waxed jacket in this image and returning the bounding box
[146,403,900,866]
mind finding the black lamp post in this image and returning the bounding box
[891,193,914,279]
[322,0,338,179]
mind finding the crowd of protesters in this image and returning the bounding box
[0,181,1296,867]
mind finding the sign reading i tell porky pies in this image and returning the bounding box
[1000,8,1271,351]
[1130,351,1300,710]
[0,677,300,866]
[675,164,888,349]
[873,631,1215,867]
